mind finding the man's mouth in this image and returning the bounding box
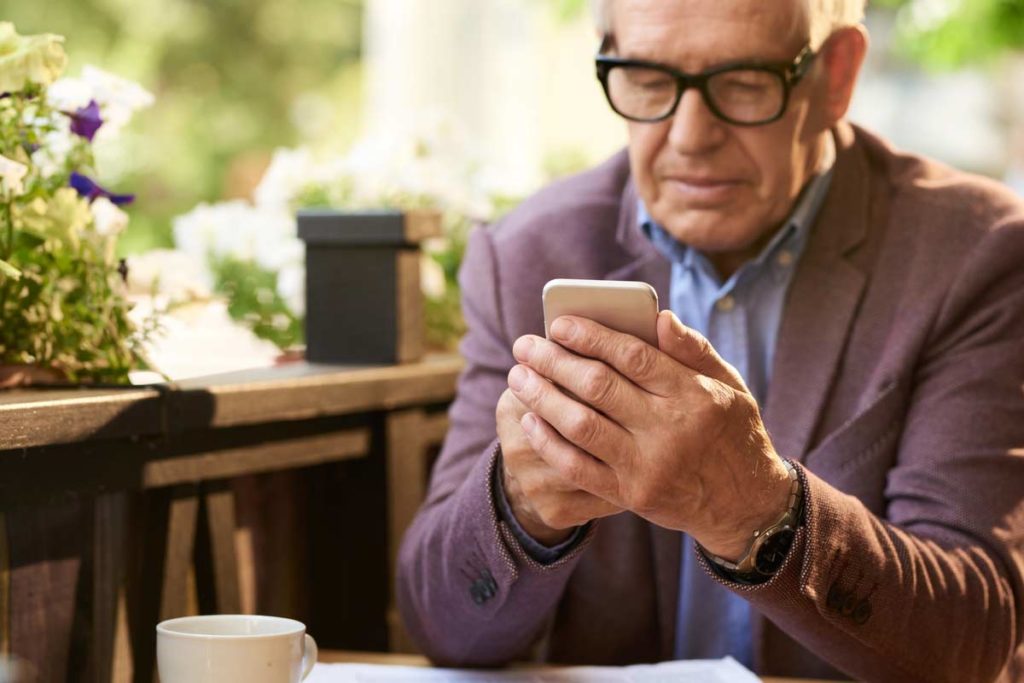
[662,175,745,204]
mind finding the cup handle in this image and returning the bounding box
[301,633,318,680]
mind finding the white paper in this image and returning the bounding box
[308,657,760,683]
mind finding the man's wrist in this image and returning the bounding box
[701,459,803,578]
[699,459,795,560]
[492,451,583,563]
[499,465,575,545]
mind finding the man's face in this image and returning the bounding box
[612,0,829,260]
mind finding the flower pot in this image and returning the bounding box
[297,208,443,365]
[0,364,66,389]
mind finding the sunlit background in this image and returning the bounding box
[1,0,1022,374]
[2,0,1020,247]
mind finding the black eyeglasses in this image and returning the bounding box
[595,39,817,127]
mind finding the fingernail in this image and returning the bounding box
[521,413,537,433]
[513,336,534,362]
[508,365,527,391]
[551,317,575,341]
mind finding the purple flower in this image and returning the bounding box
[66,100,104,141]
[69,172,135,205]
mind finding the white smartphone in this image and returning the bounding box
[542,278,660,348]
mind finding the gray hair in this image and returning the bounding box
[590,0,866,49]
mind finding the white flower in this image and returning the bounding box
[253,147,317,209]
[48,64,154,140]
[45,73,91,111]
[0,153,28,197]
[252,215,302,272]
[126,249,211,303]
[173,200,304,282]
[90,197,129,237]
[173,200,260,264]
[276,263,305,317]
[31,120,75,178]
[420,253,447,300]
[0,22,67,92]
[129,299,282,381]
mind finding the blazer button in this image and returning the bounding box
[470,578,495,605]
[853,600,872,625]
[840,593,859,618]
[826,582,846,612]
[481,569,498,595]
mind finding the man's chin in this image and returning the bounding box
[656,219,765,255]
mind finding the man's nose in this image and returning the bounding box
[666,88,727,155]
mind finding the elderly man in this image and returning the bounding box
[397,0,1024,680]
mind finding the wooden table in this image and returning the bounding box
[0,357,462,683]
[319,650,844,683]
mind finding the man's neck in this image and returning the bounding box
[706,235,776,282]
[705,132,835,281]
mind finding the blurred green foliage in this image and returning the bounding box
[549,0,590,24]
[877,0,1024,69]
[212,255,303,349]
[0,0,365,254]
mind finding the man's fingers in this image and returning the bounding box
[656,310,748,393]
[546,316,677,396]
[529,489,622,531]
[509,364,630,468]
[520,412,619,504]
[512,334,647,427]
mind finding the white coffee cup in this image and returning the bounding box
[157,614,318,683]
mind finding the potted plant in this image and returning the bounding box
[0,23,152,387]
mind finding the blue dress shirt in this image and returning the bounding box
[641,166,833,668]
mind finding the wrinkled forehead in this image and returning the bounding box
[609,0,810,65]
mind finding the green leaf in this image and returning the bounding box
[0,257,20,280]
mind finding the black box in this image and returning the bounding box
[298,209,442,365]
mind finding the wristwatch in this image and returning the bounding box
[702,460,803,582]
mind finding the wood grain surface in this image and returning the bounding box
[0,356,463,451]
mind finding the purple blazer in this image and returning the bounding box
[396,122,1024,682]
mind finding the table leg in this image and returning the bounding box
[385,410,448,653]
[0,512,9,657]
[203,482,241,614]
[159,487,200,622]
[93,492,133,683]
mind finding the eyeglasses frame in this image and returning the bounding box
[594,38,818,127]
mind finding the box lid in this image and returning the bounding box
[297,209,443,246]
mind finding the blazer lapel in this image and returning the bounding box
[606,179,671,303]
[763,124,872,460]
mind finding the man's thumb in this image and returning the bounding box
[656,310,747,393]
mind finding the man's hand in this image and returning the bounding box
[507,310,792,561]
[497,386,622,546]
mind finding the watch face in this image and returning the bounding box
[755,527,796,575]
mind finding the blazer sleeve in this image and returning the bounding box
[395,224,594,666]
[702,217,1024,683]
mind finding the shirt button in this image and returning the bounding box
[776,250,794,267]
[715,295,736,312]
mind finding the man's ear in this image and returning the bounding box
[819,25,869,125]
